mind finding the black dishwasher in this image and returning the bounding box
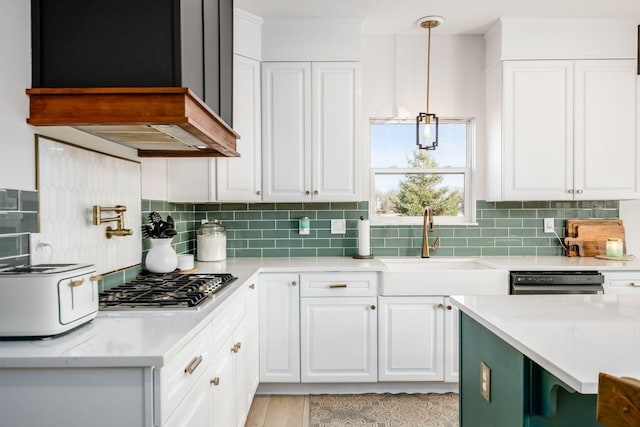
[510,271,604,295]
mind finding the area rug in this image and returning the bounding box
[309,393,459,427]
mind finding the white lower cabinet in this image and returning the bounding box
[603,271,640,295]
[300,296,378,382]
[259,273,301,382]
[378,296,458,383]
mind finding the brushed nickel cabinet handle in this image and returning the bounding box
[184,355,203,374]
[210,377,220,386]
[69,279,85,288]
[291,281,297,286]
[329,284,347,288]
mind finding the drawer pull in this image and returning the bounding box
[90,275,103,282]
[184,355,203,375]
[69,279,85,288]
[210,377,220,386]
[329,284,348,289]
[631,282,640,287]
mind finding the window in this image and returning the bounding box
[370,118,475,225]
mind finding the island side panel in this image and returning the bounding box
[460,312,527,427]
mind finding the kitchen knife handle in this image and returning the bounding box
[184,355,203,375]
[69,279,85,287]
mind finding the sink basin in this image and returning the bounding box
[380,258,508,296]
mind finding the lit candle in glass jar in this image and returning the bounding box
[606,238,623,257]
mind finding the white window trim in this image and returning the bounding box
[369,117,476,226]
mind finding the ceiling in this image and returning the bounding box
[235,0,640,35]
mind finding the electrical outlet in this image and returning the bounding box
[29,233,43,264]
[330,219,346,234]
[480,361,491,403]
[543,218,555,233]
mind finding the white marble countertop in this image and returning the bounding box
[1,255,640,370]
[450,294,640,394]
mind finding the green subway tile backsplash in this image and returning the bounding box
[0,189,39,269]
[138,199,620,258]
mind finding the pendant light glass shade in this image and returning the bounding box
[416,16,443,151]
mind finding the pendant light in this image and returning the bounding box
[416,15,444,151]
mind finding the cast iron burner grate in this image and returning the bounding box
[99,273,237,310]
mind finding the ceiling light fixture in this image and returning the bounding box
[416,15,444,151]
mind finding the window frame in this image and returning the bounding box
[369,117,476,226]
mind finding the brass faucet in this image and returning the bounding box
[421,206,440,258]
[93,205,133,239]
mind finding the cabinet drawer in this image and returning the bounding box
[157,322,215,424]
[604,272,640,294]
[210,286,247,352]
[300,272,378,297]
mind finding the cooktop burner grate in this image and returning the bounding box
[99,273,237,310]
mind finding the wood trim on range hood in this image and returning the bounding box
[26,87,240,158]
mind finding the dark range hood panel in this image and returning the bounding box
[26,87,240,158]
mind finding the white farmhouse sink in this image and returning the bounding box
[380,258,509,296]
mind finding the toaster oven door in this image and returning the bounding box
[58,272,98,324]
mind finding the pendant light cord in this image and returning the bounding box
[426,26,431,114]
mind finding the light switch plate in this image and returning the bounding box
[480,361,491,403]
[331,219,346,234]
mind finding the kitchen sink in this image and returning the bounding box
[380,258,508,296]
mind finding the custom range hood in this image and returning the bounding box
[26,87,240,158]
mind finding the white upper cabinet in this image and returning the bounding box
[487,59,639,201]
[217,54,263,201]
[167,158,215,202]
[262,61,361,202]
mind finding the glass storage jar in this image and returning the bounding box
[197,220,227,261]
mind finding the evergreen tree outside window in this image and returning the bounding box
[370,118,475,225]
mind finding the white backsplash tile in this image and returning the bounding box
[37,136,142,274]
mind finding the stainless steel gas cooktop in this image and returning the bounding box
[99,272,237,310]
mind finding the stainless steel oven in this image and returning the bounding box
[510,271,604,295]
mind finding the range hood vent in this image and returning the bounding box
[26,87,240,158]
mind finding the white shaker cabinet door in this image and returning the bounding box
[502,60,574,200]
[573,59,640,200]
[311,62,361,202]
[258,273,301,382]
[217,54,262,202]
[378,296,445,382]
[300,296,377,383]
[167,158,215,202]
[261,62,312,202]
[443,297,459,383]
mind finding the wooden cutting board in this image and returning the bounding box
[564,219,624,256]
[564,223,626,257]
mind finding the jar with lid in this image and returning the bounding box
[197,220,227,261]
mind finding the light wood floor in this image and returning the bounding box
[245,395,310,427]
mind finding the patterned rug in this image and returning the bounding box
[309,393,459,427]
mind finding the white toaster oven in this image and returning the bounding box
[0,263,99,338]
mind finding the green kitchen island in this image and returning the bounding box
[451,294,640,427]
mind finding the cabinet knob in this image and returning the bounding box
[370,305,376,310]
[291,281,297,287]
[249,283,255,289]
[576,189,583,194]
[231,344,239,353]
[313,190,318,195]
[210,377,220,386]
[568,189,574,194]
[305,191,311,195]
[437,303,444,309]
[446,305,452,310]
[256,190,262,195]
